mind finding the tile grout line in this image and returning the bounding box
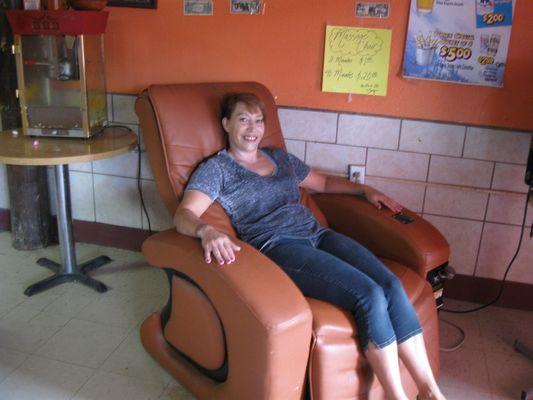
[140,178,146,230]
[90,171,155,181]
[423,211,532,228]
[91,159,97,223]
[29,317,130,365]
[0,346,31,387]
[0,318,68,363]
[68,367,99,400]
[0,331,168,399]
[479,342,496,399]
[159,381,174,399]
[96,324,133,372]
[277,104,533,134]
[283,137,528,166]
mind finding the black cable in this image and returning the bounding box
[441,186,532,314]
[439,318,466,352]
[96,124,152,235]
[137,141,152,235]
[92,123,131,137]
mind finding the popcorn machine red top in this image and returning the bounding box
[7,10,108,138]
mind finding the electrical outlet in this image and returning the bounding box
[349,165,365,184]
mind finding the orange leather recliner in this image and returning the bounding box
[135,82,450,400]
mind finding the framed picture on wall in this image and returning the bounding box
[184,0,213,15]
[107,0,157,8]
[355,2,390,18]
[230,0,262,14]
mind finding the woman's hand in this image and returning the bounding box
[175,191,241,265]
[197,225,241,265]
[300,171,403,214]
[364,187,403,213]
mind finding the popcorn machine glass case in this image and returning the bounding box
[7,11,108,138]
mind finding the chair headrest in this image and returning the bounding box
[147,82,285,202]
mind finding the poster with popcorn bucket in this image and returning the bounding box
[402,0,514,87]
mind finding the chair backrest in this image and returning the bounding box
[136,82,327,236]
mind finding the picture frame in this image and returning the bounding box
[184,0,213,15]
[230,0,262,15]
[355,2,390,18]
[107,0,157,9]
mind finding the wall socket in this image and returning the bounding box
[349,165,366,184]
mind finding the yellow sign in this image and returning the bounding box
[322,26,392,96]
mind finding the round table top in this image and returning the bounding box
[0,128,138,166]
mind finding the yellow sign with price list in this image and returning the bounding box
[322,26,392,96]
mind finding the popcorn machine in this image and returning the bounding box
[6,10,108,138]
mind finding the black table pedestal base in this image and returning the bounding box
[24,255,112,296]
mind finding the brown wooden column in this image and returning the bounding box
[6,165,52,249]
[1,3,53,249]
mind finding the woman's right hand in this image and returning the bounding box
[197,225,241,265]
[175,191,241,265]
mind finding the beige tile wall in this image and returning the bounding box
[400,120,465,156]
[278,107,532,285]
[0,95,532,285]
[338,114,400,149]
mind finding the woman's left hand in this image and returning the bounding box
[364,187,403,213]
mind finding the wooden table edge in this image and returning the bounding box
[0,129,138,166]
[0,142,138,166]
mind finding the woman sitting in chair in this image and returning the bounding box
[174,93,446,400]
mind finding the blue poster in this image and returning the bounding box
[476,0,513,28]
[402,0,514,88]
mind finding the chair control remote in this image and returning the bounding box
[393,213,415,224]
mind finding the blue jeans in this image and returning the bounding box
[263,230,422,351]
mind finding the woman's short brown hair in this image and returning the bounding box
[221,93,266,120]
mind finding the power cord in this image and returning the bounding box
[137,141,152,235]
[439,318,466,352]
[441,185,532,314]
[95,124,152,235]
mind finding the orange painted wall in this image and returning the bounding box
[104,0,533,131]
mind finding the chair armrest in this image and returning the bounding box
[313,194,450,276]
[142,229,313,398]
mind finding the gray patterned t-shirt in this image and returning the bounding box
[185,147,323,250]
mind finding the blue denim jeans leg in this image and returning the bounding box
[262,229,422,351]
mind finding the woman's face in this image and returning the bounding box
[222,102,265,154]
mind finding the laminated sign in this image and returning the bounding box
[402,0,514,87]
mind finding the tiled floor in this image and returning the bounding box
[0,231,531,400]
